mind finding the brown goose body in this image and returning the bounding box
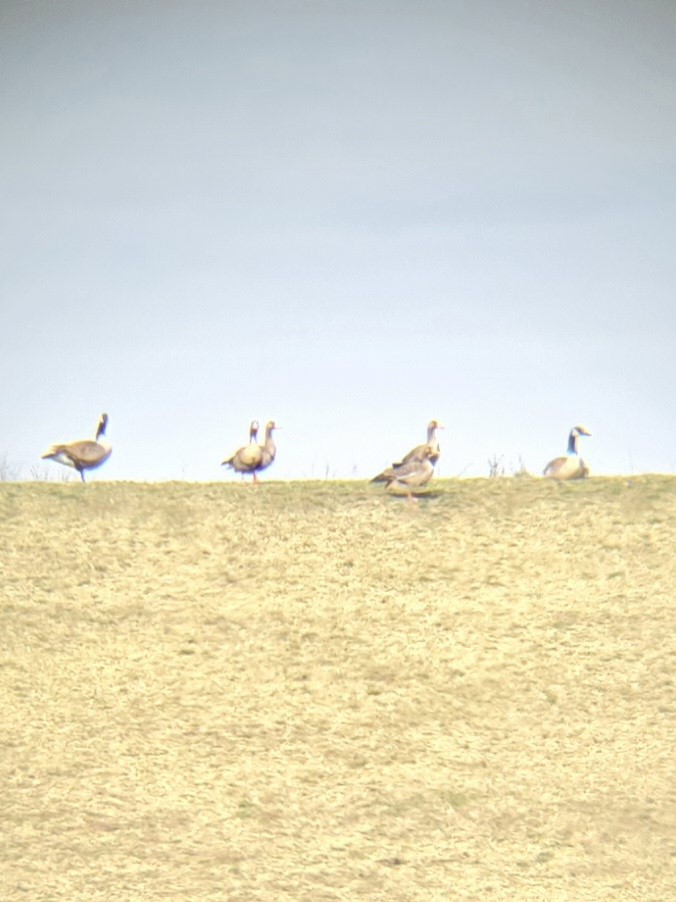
[222,421,264,482]
[42,414,112,482]
[544,426,591,480]
[371,445,436,498]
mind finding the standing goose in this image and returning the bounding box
[371,445,437,499]
[42,413,112,482]
[544,425,592,480]
[396,419,444,466]
[221,421,264,483]
[256,420,279,479]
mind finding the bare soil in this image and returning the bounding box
[1,477,674,900]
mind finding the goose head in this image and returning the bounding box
[96,413,109,440]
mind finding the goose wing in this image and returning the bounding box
[43,439,110,466]
[543,455,566,478]
[372,455,434,488]
[222,443,263,471]
[391,457,434,488]
[396,442,428,466]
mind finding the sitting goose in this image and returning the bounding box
[371,445,437,499]
[221,421,264,483]
[42,413,112,481]
[543,425,592,480]
[256,420,278,478]
[396,419,444,466]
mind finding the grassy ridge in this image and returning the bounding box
[1,477,675,900]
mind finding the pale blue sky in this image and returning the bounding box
[1,0,675,481]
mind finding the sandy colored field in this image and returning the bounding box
[1,477,674,901]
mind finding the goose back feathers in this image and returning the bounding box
[371,445,436,496]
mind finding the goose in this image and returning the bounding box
[41,413,112,482]
[543,425,592,480]
[256,420,279,478]
[221,421,264,483]
[396,419,444,466]
[371,445,437,499]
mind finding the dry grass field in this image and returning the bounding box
[1,476,674,901]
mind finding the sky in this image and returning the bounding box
[1,0,675,482]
